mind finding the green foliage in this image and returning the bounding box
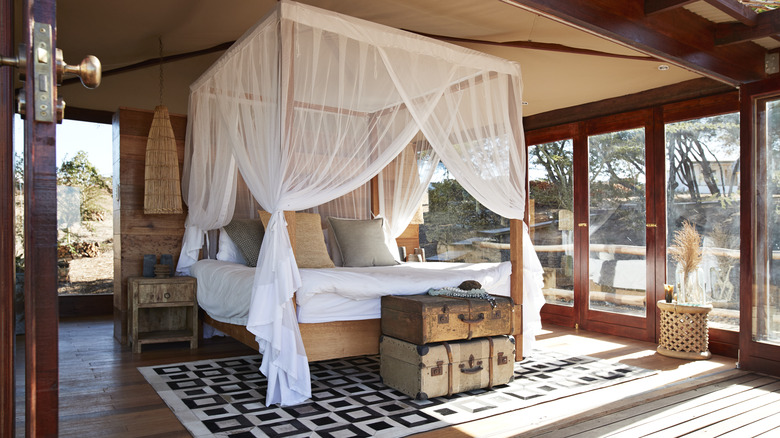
[528,140,573,211]
[423,170,504,246]
[57,151,112,221]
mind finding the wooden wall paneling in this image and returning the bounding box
[113,107,188,345]
[0,0,14,434]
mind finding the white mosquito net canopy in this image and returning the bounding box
[177,0,536,406]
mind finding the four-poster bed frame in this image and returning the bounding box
[198,211,526,362]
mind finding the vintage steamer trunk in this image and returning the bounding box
[380,335,515,399]
[381,294,513,344]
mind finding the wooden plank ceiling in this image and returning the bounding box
[502,0,779,86]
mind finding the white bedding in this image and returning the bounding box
[191,259,512,325]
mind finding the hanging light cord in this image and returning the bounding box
[158,36,164,106]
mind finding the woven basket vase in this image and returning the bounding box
[144,105,183,214]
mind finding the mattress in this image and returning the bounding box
[191,259,512,326]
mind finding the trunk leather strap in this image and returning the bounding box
[443,341,453,397]
[488,337,495,389]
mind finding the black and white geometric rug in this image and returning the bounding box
[138,350,654,438]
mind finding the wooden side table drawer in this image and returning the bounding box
[137,283,193,304]
[128,276,198,353]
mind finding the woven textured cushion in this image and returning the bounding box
[258,210,335,268]
[216,228,247,265]
[222,219,264,267]
[327,217,397,267]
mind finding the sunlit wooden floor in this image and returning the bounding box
[13,316,778,437]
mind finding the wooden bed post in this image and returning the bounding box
[510,218,524,361]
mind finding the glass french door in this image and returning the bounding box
[527,113,659,340]
[586,128,648,317]
[743,83,780,373]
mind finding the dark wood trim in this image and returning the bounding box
[709,328,739,358]
[648,107,666,329]
[502,0,765,85]
[411,31,654,61]
[0,0,15,435]
[24,1,59,435]
[644,0,697,16]
[62,41,234,87]
[573,122,588,331]
[523,78,735,132]
[715,8,780,46]
[59,294,113,318]
[739,76,780,374]
[64,106,114,124]
[661,91,740,122]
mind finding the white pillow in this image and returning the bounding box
[216,228,247,265]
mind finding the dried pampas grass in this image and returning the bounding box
[669,220,703,275]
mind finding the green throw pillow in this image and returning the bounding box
[327,217,397,267]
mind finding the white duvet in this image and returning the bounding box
[191,259,512,326]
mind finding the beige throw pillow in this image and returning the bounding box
[258,210,335,268]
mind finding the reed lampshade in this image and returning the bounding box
[144,105,183,214]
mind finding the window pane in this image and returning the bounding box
[666,113,740,331]
[759,99,780,344]
[588,128,646,317]
[419,163,506,263]
[528,140,574,306]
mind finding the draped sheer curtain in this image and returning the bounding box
[378,132,439,260]
[178,0,540,406]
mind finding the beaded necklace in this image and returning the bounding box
[427,287,497,308]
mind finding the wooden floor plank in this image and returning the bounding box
[718,412,780,438]
[619,380,780,438]
[533,373,764,438]
[15,316,748,438]
[686,399,780,437]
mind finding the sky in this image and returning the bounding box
[13,114,114,177]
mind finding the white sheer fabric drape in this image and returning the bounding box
[378,133,439,260]
[179,0,540,405]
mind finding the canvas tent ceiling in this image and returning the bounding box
[19,0,741,119]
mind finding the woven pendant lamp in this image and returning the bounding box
[143,105,183,214]
[143,37,183,214]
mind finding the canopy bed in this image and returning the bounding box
[176,0,544,406]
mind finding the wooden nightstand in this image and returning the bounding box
[128,276,198,353]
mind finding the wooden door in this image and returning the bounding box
[579,110,658,341]
[740,77,780,375]
[0,0,16,436]
[0,0,60,436]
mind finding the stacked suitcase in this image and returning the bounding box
[379,294,515,400]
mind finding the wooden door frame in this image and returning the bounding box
[661,92,741,357]
[740,77,780,374]
[22,0,60,436]
[525,123,578,327]
[0,0,16,435]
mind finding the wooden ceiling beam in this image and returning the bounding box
[703,0,758,26]
[715,7,780,45]
[410,31,656,61]
[645,0,697,16]
[501,0,766,85]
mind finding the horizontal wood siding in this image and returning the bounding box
[113,107,188,345]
